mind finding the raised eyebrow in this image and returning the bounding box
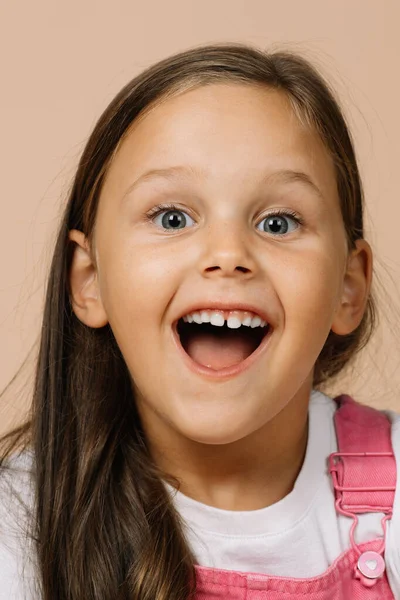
[122,165,325,202]
[265,169,325,201]
[121,165,202,201]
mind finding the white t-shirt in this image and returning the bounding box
[1,389,400,599]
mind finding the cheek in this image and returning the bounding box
[276,247,343,330]
[98,237,179,327]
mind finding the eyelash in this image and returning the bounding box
[144,203,305,230]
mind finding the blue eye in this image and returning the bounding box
[146,204,303,235]
[152,207,195,230]
[257,211,302,235]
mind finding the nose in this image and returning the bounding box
[199,221,258,279]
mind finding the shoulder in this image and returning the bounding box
[388,409,400,434]
[308,389,337,424]
[0,448,38,599]
[313,395,400,593]
[371,405,400,593]
[382,407,400,475]
[0,448,35,531]
[385,406,400,501]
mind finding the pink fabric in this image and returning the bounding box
[193,395,397,599]
[330,394,396,513]
[194,539,391,598]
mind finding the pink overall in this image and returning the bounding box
[193,395,397,599]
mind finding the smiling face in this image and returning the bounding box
[69,83,371,449]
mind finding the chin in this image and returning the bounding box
[178,418,254,446]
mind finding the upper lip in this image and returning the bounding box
[173,302,274,326]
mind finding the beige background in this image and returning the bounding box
[0,1,399,435]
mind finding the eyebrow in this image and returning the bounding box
[122,164,324,201]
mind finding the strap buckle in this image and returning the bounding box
[329,451,396,513]
[329,451,395,562]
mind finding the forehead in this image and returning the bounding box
[103,83,337,201]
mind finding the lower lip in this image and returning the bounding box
[171,323,274,380]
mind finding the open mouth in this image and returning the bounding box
[176,318,271,371]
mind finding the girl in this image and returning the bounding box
[0,42,399,600]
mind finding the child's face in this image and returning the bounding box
[90,84,350,445]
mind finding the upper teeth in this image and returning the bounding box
[182,310,267,329]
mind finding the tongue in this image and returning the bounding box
[186,328,256,370]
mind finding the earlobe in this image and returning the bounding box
[331,239,373,336]
[68,229,109,328]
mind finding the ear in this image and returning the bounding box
[68,229,108,328]
[331,238,373,336]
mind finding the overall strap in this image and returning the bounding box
[329,394,396,515]
[328,394,397,586]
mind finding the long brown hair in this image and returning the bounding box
[0,42,377,599]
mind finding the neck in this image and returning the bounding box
[142,388,311,512]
